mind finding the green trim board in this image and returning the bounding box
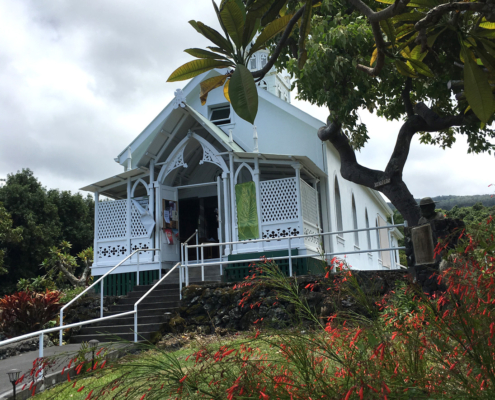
[94,270,160,296]
[223,250,326,282]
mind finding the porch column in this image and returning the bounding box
[229,152,236,246]
[254,156,263,251]
[149,160,156,262]
[94,191,99,268]
[222,172,231,256]
[293,164,303,249]
[154,182,160,261]
[127,178,132,263]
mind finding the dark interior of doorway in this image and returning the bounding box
[179,196,219,260]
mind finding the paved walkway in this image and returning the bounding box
[0,343,97,397]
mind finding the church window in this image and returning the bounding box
[249,55,257,70]
[210,106,231,126]
[352,195,359,246]
[260,53,268,68]
[365,208,372,250]
[334,177,343,232]
[375,218,382,259]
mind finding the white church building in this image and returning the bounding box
[81,50,403,294]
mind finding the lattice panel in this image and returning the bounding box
[304,224,321,250]
[260,178,299,223]
[131,202,149,238]
[300,180,319,227]
[262,224,301,239]
[98,200,127,240]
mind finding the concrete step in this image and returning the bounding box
[125,288,179,299]
[107,302,179,313]
[115,294,179,306]
[105,307,176,318]
[93,313,173,326]
[79,322,163,336]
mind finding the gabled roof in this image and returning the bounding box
[116,67,327,166]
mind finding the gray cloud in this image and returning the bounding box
[0,0,493,201]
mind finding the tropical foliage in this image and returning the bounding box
[33,216,495,399]
[170,0,495,225]
[16,275,57,293]
[41,242,94,288]
[0,202,22,275]
[0,169,94,294]
[0,290,62,337]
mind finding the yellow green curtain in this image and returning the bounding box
[235,181,259,240]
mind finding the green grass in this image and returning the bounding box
[33,332,275,399]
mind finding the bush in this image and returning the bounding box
[60,286,86,304]
[47,217,495,399]
[0,290,62,337]
[16,275,56,293]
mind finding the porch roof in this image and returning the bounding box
[79,168,148,196]
[234,152,327,180]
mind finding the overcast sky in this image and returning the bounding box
[0,0,493,201]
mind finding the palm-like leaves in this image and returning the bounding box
[167,0,299,124]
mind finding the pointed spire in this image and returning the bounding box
[253,126,259,153]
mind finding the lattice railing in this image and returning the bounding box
[97,200,127,240]
[300,180,319,227]
[131,202,149,238]
[260,177,299,224]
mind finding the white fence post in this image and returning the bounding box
[288,236,293,277]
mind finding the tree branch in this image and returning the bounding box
[251,5,307,79]
[346,0,411,23]
[402,78,414,118]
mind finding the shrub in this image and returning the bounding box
[0,290,62,337]
[16,275,56,293]
[46,217,495,399]
[60,286,86,304]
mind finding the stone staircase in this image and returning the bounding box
[70,265,222,343]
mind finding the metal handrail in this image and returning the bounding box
[60,248,160,346]
[180,229,199,292]
[133,262,181,342]
[182,222,408,276]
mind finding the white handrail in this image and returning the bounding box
[133,262,181,342]
[59,248,160,346]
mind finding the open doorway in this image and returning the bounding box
[179,195,219,260]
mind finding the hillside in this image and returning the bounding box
[387,194,495,211]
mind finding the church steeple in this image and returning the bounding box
[247,49,291,103]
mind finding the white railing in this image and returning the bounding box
[181,222,408,277]
[0,256,181,367]
[59,248,160,345]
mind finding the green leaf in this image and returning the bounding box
[409,45,428,61]
[249,13,293,56]
[167,59,234,82]
[261,0,287,26]
[461,44,494,123]
[246,0,276,18]
[375,0,394,4]
[476,30,495,39]
[200,74,229,105]
[395,24,415,40]
[392,11,424,22]
[480,19,495,30]
[380,19,396,44]
[184,48,230,61]
[476,46,495,75]
[407,58,434,77]
[479,38,495,59]
[242,14,261,48]
[407,0,438,8]
[207,46,232,56]
[193,21,234,54]
[298,0,313,69]
[395,60,417,78]
[235,181,259,240]
[229,64,258,124]
[212,0,230,39]
[220,0,246,48]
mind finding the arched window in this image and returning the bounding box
[365,208,372,250]
[375,218,382,259]
[249,54,257,70]
[334,177,343,232]
[352,195,359,246]
[260,53,268,68]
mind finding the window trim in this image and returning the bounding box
[209,105,231,126]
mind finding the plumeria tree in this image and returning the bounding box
[168,0,495,225]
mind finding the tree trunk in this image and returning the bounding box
[57,260,90,288]
[318,102,464,225]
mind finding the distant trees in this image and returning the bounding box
[0,169,94,294]
[388,194,495,212]
[446,202,495,225]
